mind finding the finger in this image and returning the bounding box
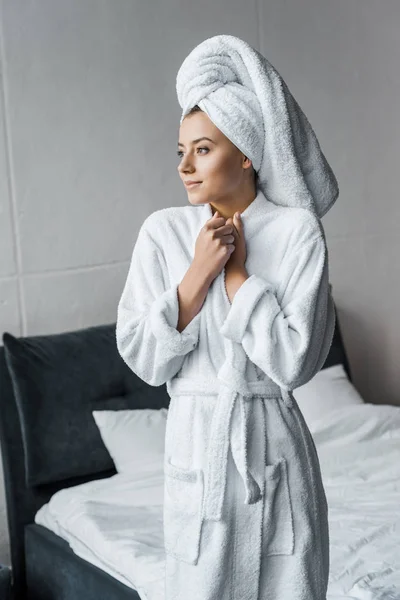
[225,217,238,238]
[208,210,226,229]
[228,215,239,237]
[233,213,242,233]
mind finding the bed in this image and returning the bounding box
[0,299,399,600]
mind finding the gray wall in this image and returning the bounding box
[0,0,398,566]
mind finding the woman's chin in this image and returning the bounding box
[186,188,205,204]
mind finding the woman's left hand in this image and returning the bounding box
[225,212,247,271]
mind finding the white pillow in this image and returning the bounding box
[92,408,168,475]
[292,364,364,428]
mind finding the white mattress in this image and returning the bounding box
[35,403,400,600]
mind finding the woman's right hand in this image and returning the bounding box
[192,210,236,283]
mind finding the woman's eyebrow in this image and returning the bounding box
[178,137,216,147]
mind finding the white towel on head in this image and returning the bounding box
[176,34,339,219]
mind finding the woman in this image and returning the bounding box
[116,35,338,600]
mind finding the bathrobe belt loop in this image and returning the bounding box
[167,374,283,521]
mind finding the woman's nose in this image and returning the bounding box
[178,159,194,174]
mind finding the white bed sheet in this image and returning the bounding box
[311,402,400,600]
[35,466,166,599]
[35,402,400,600]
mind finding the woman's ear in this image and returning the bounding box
[242,154,253,170]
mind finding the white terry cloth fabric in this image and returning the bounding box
[116,186,336,599]
[176,34,339,219]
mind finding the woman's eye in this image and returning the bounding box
[177,147,209,158]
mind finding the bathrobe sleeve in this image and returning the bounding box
[219,234,335,391]
[116,222,201,387]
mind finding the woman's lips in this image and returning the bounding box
[185,182,202,189]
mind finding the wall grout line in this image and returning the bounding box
[0,259,130,282]
[0,1,26,335]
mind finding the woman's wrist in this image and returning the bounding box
[176,263,212,332]
[224,265,249,302]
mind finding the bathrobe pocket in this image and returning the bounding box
[263,457,295,556]
[163,459,204,565]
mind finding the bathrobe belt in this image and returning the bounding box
[167,369,286,521]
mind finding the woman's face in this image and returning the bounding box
[177,110,252,206]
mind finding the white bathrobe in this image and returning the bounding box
[116,187,335,600]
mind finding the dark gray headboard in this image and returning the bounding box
[0,306,351,599]
[0,323,170,599]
